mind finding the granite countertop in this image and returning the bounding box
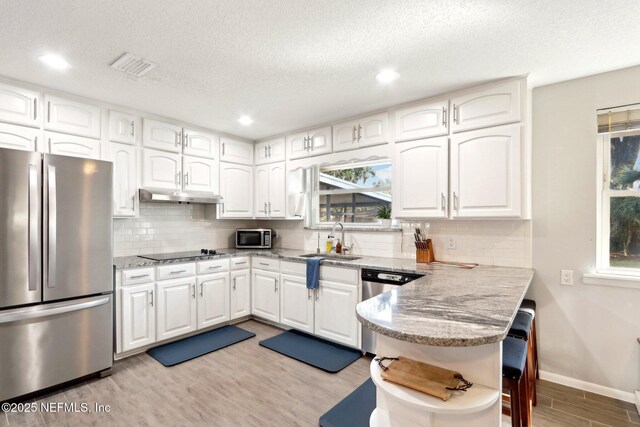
[113,249,533,347]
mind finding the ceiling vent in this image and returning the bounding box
[110,52,157,77]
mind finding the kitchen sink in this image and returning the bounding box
[299,253,362,261]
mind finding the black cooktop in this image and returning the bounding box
[138,249,223,261]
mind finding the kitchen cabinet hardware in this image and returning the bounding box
[208,265,222,270]
[169,269,187,274]
[130,121,134,136]
[265,146,268,158]
[259,262,269,266]
[357,124,362,141]
[453,192,458,210]
[175,132,181,147]
[274,279,278,292]
[222,142,225,156]
[268,145,271,157]
[130,274,150,279]
[442,107,447,127]
[199,283,203,297]
[453,104,458,124]
[233,277,237,290]
[149,290,154,306]
[352,125,357,143]
[235,261,246,265]
[47,101,51,122]
[184,172,189,185]
[441,193,446,210]
[192,283,196,299]
[34,98,37,120]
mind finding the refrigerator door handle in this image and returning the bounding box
[47,164,57,289]
[0,296,110,325]
[28,164,39,291]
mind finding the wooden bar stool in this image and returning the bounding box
[518,299,538,379]
[508,311,537,406]
[502,336,531,427]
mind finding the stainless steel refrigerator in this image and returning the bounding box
[0,148,113,402]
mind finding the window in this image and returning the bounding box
[598,106,640,273]
[312,160,392,226]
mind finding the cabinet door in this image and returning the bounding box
[108,142,137,217]
[109,110,137,145]
[142,118,182,153]
[450,124,522,218]
[394,100,448,142]
[0,122,39,151]
[254,141,270,165]
[230,269,251,320]
[315,280,359,348]
[308,126,332,156]
[268,162,286,218]
[358,112,388,148]
[280,274,314,334]
[393,137,448,218]
[255,137,285,165]
[251,269,280,322]
[286,131,309,160]
[156,278,197,341]
[451,80,521,133]
[219,162,253,218]
[220,137,254,165]
[142,148,181,190]
[121,283,156,352]
[182,155,218,193]
[0,82,39,127]
[46,132,101,159]
[254,165,270,217]
[183,129,218,159]
[197,272,230,329]
[332,120,358,153]
[44,95,101,139]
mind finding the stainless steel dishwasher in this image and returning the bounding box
[361,268,425,354]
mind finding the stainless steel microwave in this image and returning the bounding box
[235,229,273,249]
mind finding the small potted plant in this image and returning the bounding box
[376,204,392,228]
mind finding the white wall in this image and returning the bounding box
[531,65,640,397]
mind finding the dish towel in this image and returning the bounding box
[306,257,323,289]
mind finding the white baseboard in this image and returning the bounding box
[539,370,636,404]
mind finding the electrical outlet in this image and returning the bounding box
[447,238,456,250]
[560,269,574,285]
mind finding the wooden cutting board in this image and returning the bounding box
[379,357,468,401]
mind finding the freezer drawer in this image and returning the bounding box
[0,294,113,401]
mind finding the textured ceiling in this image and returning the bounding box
[1,0,639,139]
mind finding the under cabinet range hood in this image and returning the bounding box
[139,188,224,204]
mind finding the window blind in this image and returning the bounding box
[597,104,640,133]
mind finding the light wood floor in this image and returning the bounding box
[1,320,638,427]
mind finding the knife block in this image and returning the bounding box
[416,240,435,264]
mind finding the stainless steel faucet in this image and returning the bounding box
[329,222,350,254]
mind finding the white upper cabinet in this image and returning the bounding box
[255,162,286,219]
[108,142,137,217]
[287,126,332,160]
[183,129,218,159]
[142,148,182,190]
[182,155,218,193]
[142,118,182,153]
[219,162,253,218]
[393,137,449,219]
[358,112,388,148]
[197,272,230,329]
[255,165,269,217]
[451,80,522,133]
[255,137,285,165]
[220,136,254,165]
[108,110,137,145]
[44,95,101,139]
[394,99,448,142]
[333,119,359,152]
[0,83,39,127]
[450,124,522,218]
[46,132,101,159]
[0,122,40,151]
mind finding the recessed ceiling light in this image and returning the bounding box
[39,54,70,70]
[238,116,253,126]
[375,69,399,84]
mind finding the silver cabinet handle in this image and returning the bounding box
[264,202,267,215]
[357,125,362,141]
[442,107,447,127]
[130,121,135,137]
[453,192,458,210]
[208,265,222,270]
[268,145,271,157]
[268,202,271,214]
[274,279,278,292]
[259,262,269,266]
[46,164,56,289]
[264,145,267,158]
[233,276,237,291]
[192,284,196,299]
[222,142,225,156]
[235,261,246,265]
[34,136,38,151]
[307,289,311,300]
[200,283,203,297]
[176,131,181,147]
[453,104,458,124]
[28,164,40,292]
[184,172,189,186]
[441,193,446,210]
[176,172,181,185]
[184,133,189,148]
[315,289,319,301]
[169,269,187,274]
[309,136,314,151]
[47,101,51,122]
[130,274,150,279]
[352,126,357,143]
[303,136,308,151]
[34,98,37,120]
[149,290,154,307]
[48,138,51,152]
[131,194,135,209]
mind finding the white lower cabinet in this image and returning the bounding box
[156,277,198,341]
[280,273,314,334]
[251,269,280,322]
[121,283,156,352]
[230,269,251,320]
[197,272,230,329]
[314,280,359,348]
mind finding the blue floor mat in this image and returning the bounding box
[147,325,256,367]
[258,329,362,373]
[319,378,376,427]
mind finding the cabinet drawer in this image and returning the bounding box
[198,258,230,274]
[253,256,279,272]
[230,257,251,270]
[122,267,155,286]
[280,261,306,276]
[320,266,358,285]
[156,263,196,280]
